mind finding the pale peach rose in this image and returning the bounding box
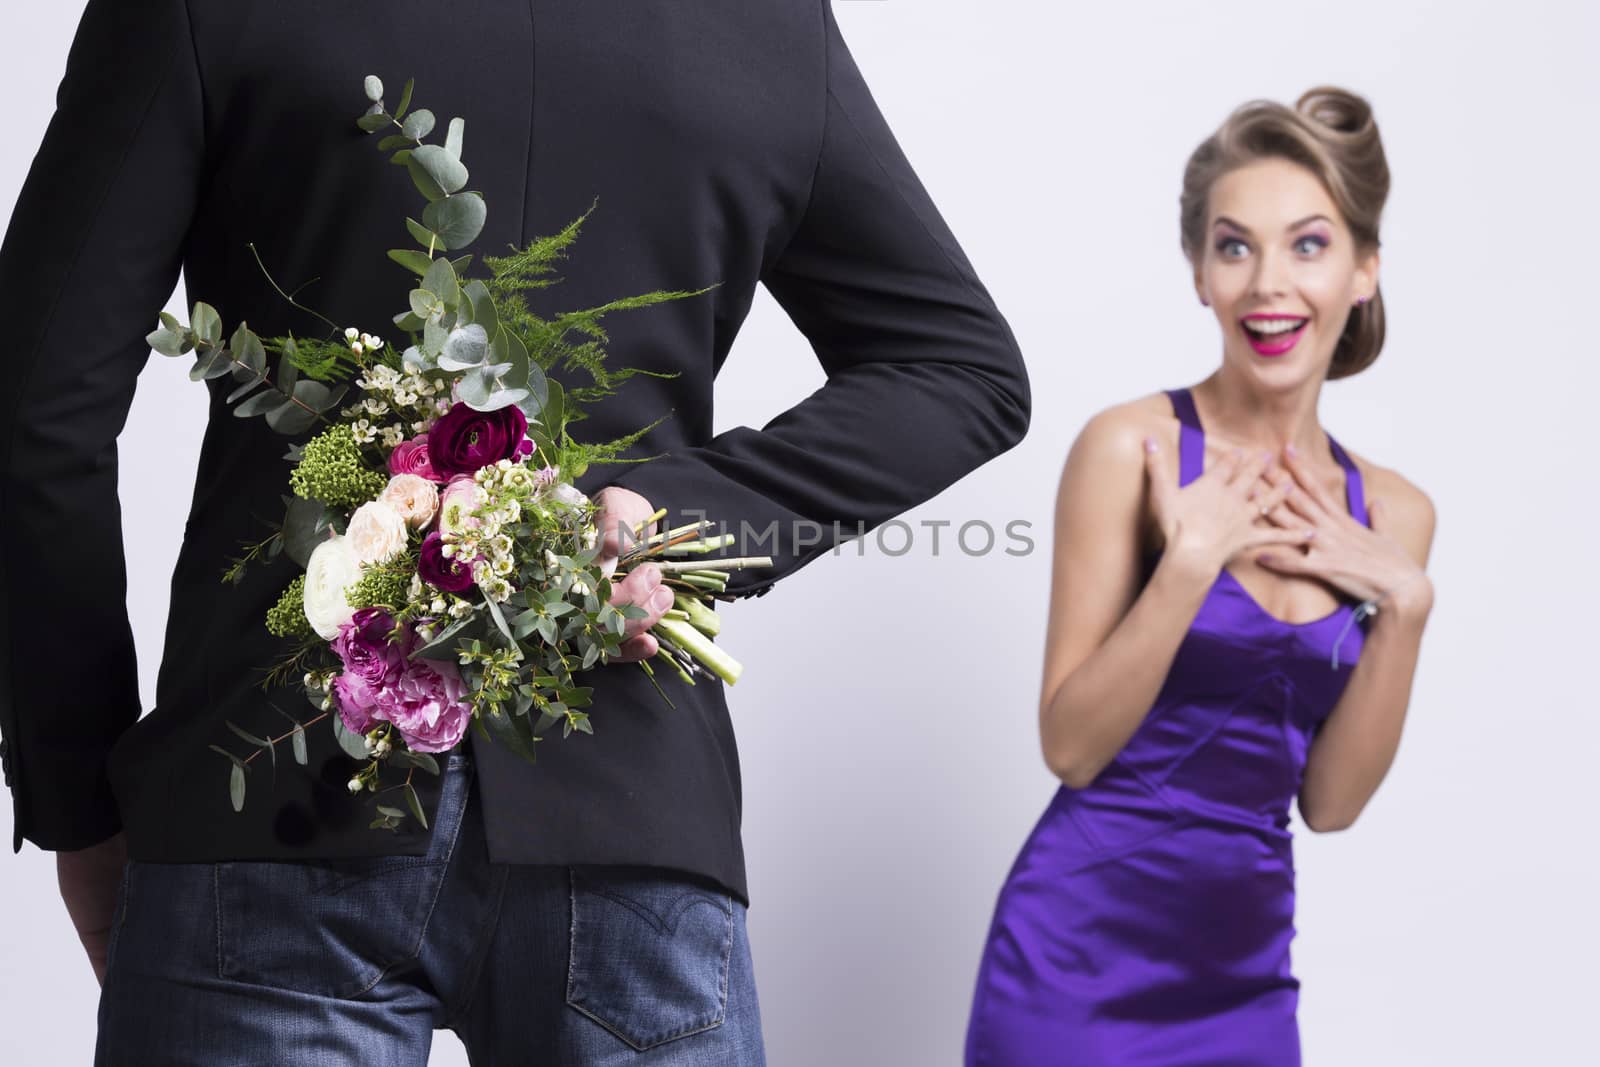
[379,473,439,530]
[346,500,409,565]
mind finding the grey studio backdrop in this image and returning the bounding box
[3,1,1596,1064]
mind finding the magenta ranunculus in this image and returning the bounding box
[388,432,443,482]
[417,530,477,593]
[332,672,378,736]
[427,401,527,478]
[369,655,473,753]
[331,607,410,687]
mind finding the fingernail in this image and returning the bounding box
[1144,436,1157,453]
[652,587,674,610]
[1305,528,1317,539]
[1285,443,1299,458]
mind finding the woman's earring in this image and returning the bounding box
[1354,294,1369,306]
[1200,297,1210,307]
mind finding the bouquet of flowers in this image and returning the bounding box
[147,75,770,830]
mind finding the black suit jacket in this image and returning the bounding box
[0,0,1029,903]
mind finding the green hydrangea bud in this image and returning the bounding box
[289,424,388,510]
[265,573,315,639]
[345,566,411,611]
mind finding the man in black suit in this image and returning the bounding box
[1,0,1030,1061]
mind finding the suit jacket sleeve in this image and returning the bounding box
[592,0,1031,599]
[0,0,206,851]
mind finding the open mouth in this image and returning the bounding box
[1240,315,1309,355]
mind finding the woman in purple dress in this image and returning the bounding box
[964,87,1437,1066]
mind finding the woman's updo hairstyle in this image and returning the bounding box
[1179,86,1390,380]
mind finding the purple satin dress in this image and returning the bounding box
[964,387,1370,1066]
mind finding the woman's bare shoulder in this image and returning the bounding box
[1341,445,1438,561]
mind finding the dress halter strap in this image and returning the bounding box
[1163,388,1206,487]
[1326,435,1369,527]
[1165,387,1370,527]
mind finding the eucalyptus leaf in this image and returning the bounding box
[405,216,438,252]
[423,318,449,359]
[232,390,281,418]
[422,256,459,308]
[225,720,272,748]
[377,133,411,152]
[401,108,435,141]
[394,78,415,120]
[189,346,231,382]
[376,804,406,819]
[455,365,495,407]
[332,714,371,761]
[390,148,413,166]
[291,378,336,408]
[403,782,428,830]
[291,723,308,766]
[438,322,488,371]
[265,396,316,435]
[409,289,437,320]
[229,762,246,812]
[282,495,342,567]
[388,248,434,277]
[146,325,186,357]
[541,377,565,436]
[450,254,473,277]
[225,378,261,404]
[357,110,390,133]
[207,743,248,770]
[445,116,465,161]
[277,340,299,393]
[475,387,529,412]
[422,192,486,250]
[466,281,497,339]
[192,301,222,345]
[409,144,468,199]
[363,75,384,103]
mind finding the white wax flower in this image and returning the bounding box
[303,535,364,639]
[346,499,410,565]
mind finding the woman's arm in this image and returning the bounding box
[1296,471,1437,831]
[1038,406,1299,787]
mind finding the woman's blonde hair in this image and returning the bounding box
[1179,87,1390,380]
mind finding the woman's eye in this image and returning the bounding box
[1215,238,1248,258]
[1294,236,1329,254]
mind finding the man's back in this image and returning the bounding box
[0,0,1030,905]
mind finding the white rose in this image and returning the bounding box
[303,535,364,640]
[346,500,409,565]
[379,473,439,530]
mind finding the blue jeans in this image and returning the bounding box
[94,749,766,1065]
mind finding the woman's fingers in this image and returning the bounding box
[1255,542,1319,575]
[1281,446,1343,516]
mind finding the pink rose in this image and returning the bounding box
[437,475,486,538]
[388,433,443,483]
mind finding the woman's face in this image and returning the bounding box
[1194,156,1378,387]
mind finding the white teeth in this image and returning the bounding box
[1244,318,1306,335]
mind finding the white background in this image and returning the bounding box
[3,1,1597,1064]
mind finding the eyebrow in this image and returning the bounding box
[1213,214,1332,235]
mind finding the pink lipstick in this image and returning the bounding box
[1240,313,1309,357]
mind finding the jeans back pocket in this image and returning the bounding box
[565,867,735,1050]
[215,853,450,999]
